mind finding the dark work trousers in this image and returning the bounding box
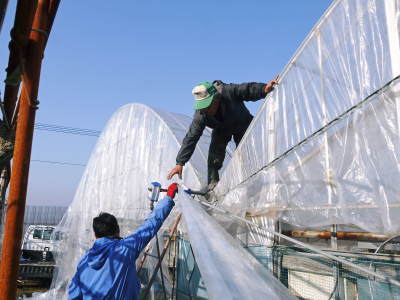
[207,117,253,185]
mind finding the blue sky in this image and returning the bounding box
[0,0,332,206]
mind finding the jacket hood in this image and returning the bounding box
[87,238,117,270]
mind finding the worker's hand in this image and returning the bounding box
[167,165,183,180]
[166,182,179,199]
[264,75,279,94]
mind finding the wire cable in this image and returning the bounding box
[34,122,100,137]
[31,159,86,167]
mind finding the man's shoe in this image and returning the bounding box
[207,180,218,191]
[207,168,219,187]
[204,190,215,202]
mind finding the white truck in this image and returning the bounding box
[21,225,61,261]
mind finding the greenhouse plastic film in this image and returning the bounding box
[179,191,297,300]
[30,0,400,298]
[36,104,228,299]
[215,0,400,234]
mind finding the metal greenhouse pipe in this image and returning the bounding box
[137,214,182,272]
[198,198,400,287]
[142,214,182,299]
[282,230,392,243]
[0,0,51,298]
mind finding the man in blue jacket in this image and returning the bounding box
[68,182,178,300]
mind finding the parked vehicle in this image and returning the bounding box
[21,225,62,261]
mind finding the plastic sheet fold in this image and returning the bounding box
[179,191,296,300]
[32,0,400,298]
[36,104,216,299]
[215,0,400,234]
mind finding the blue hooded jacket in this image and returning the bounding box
[68,196,174,299]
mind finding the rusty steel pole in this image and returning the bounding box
[0,0,50,298]
[1,0,58,125]
[2,0,38,123]
[0,0,40,247]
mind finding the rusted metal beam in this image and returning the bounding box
[0,0,59,207]
[0,0,54,298]
[2,0,59,125]
[2,0,38,124]
[282,230,391,243]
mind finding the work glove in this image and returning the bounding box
[167,182,178,199]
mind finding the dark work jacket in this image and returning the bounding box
[176,81,267,166]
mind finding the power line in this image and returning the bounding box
[34,122,101,137]
[30,123,97,167]
[31,159,86,167]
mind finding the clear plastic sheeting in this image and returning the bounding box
[30,0,400,298]
[179,191,296,300]
[35,103,218,299]
[215,0,400,234]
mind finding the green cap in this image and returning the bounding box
[192,82,217,110]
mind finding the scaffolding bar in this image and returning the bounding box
[142,214,182,299]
